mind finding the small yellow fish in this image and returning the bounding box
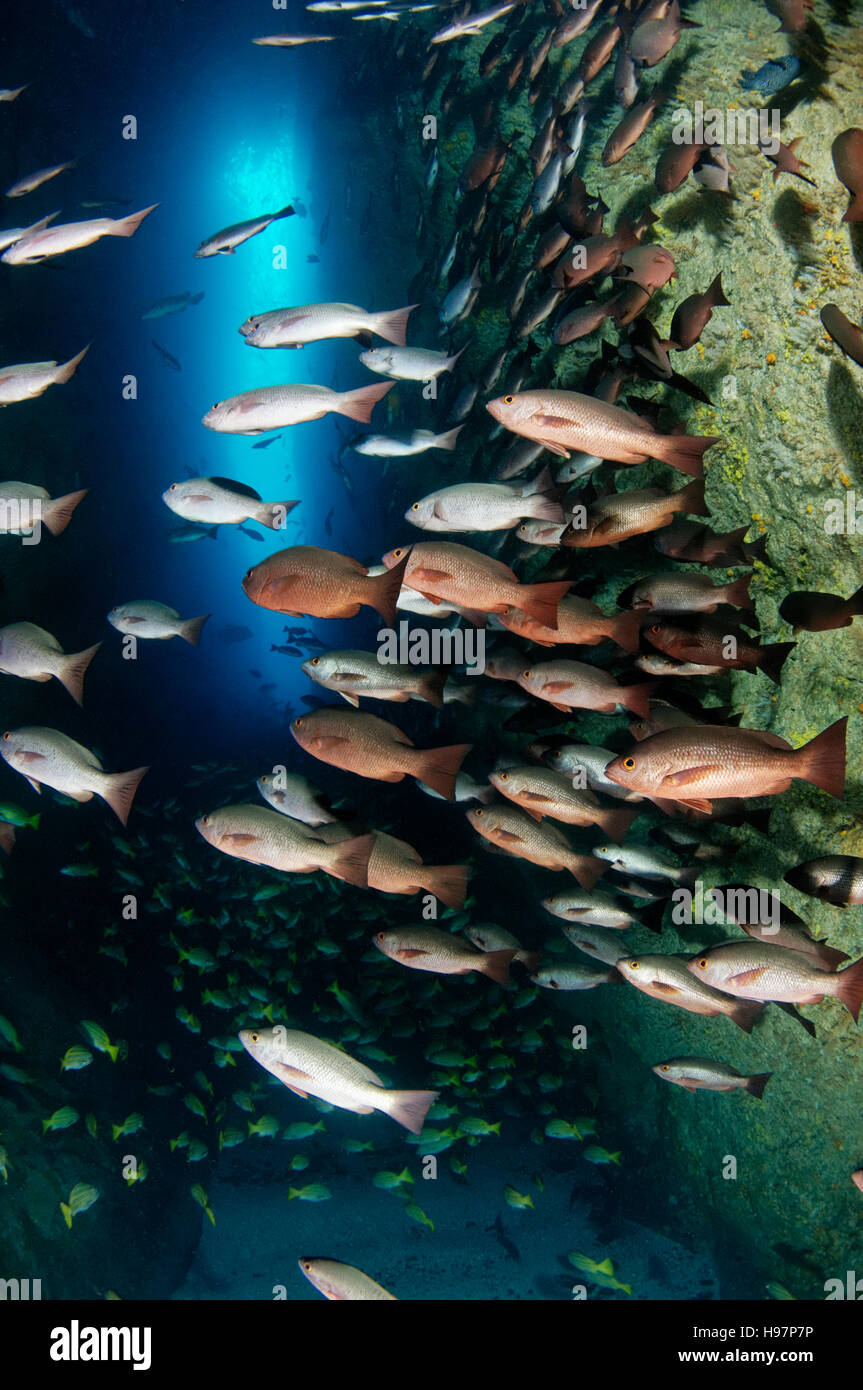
[504,1185,534,1210]
[191,1183,215,1226]
[404,1200,434,1231]
[111,1113,144,1142]
[288,1183,332,1202]
[60,1182,100,1228]
[60,1046,93,1072]
[568,1251,631,1295]
[372,1167,414,1190]
[42,1106,79,1135]
[80,1020,119,1062]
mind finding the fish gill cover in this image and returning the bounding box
[0,0,861,1321]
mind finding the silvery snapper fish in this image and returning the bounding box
[162,477,299,529]
[108,601,209,646]
[239,301,416,348]
[0,623,100,706]
[203,381,393,434]
[1,727,148,826]
[0,347,89,403]
[238,1025,437,1134]
[195,205,295,257]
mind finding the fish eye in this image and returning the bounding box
[393,548,403,558]
[252,322,259,331]
[2,732,8,741]
[629,960,639,969]
[698,958,708,969]
[376,932,385,942]
[295,717,303,728]
[499,771,508,781]
[310,657,319,666]
[250,1031,258,1043]
[212,402,221,410]
[650,624,661,634]
[503,395,514,404]
[411,503,419,511]
[168,483,176,492]
[660,1064,669,1072]
[522,669,531,679]
[623,757,635,769]
[302,1260,312,1272]
[475,809,483,818]
[201,815,209,825]
[244,567,254,580]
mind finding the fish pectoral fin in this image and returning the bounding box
[19,751,47,762]
[537,439,570,459]
[549,701,571,712]
[677,798,713,814]
[411,567,452,584]
[310,735,349,752]
[535,414,577,429]
[25,777,42,794]
[273,1061,313,1095]
[542,681,573,693]
[123,616,148,624]
[661,766,720,786]
[728,967,768,988]
[339,693,360,707]
[494,829,526,845]
[224,833,260,846]
[398,948,430,959]
[652,982,682,997]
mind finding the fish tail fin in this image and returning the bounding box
[368,547,411,625]
[419,863,469,910]
[478,948,517,986]
[56,642,101,706]
[434,424,464,451]
[620,681,657,719]
[659,437,719,478]
[189,292,205,305]
[178,614,210,647]
[383,1088,439,1135]
[842,195,863,223]
[709,272,729,307]
[61,1202,74,1229]
[673,476,709,516]
[273,205,296,220]
[725,573,753,609]
[413,743,473,801]
[731,1000,762,1033]
[834,957,863,1023]
[640,899,666,934]
[257,500,300,529]
[101,766,149,826]
[416,665,449,708]
[517,579,571,628]
[608,609,643,654]
[327,832,374,888]
[372,303,419,346]
[107,203,159,237]
[758,640,795,684]
[796,716,847,800]
[601,805,638,844]
[55,346,90,385]
[335,380,394,423]
[745,1071,772,1099]
[445,344,468,371]
[40,487,88,536]
[570,855,605,891]
[850,582,863,615]
[743,532,771,566]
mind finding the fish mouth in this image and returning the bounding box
[485,399,503,422]
[603,759,626,786]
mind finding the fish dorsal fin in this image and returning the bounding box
[209,476,262,501]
